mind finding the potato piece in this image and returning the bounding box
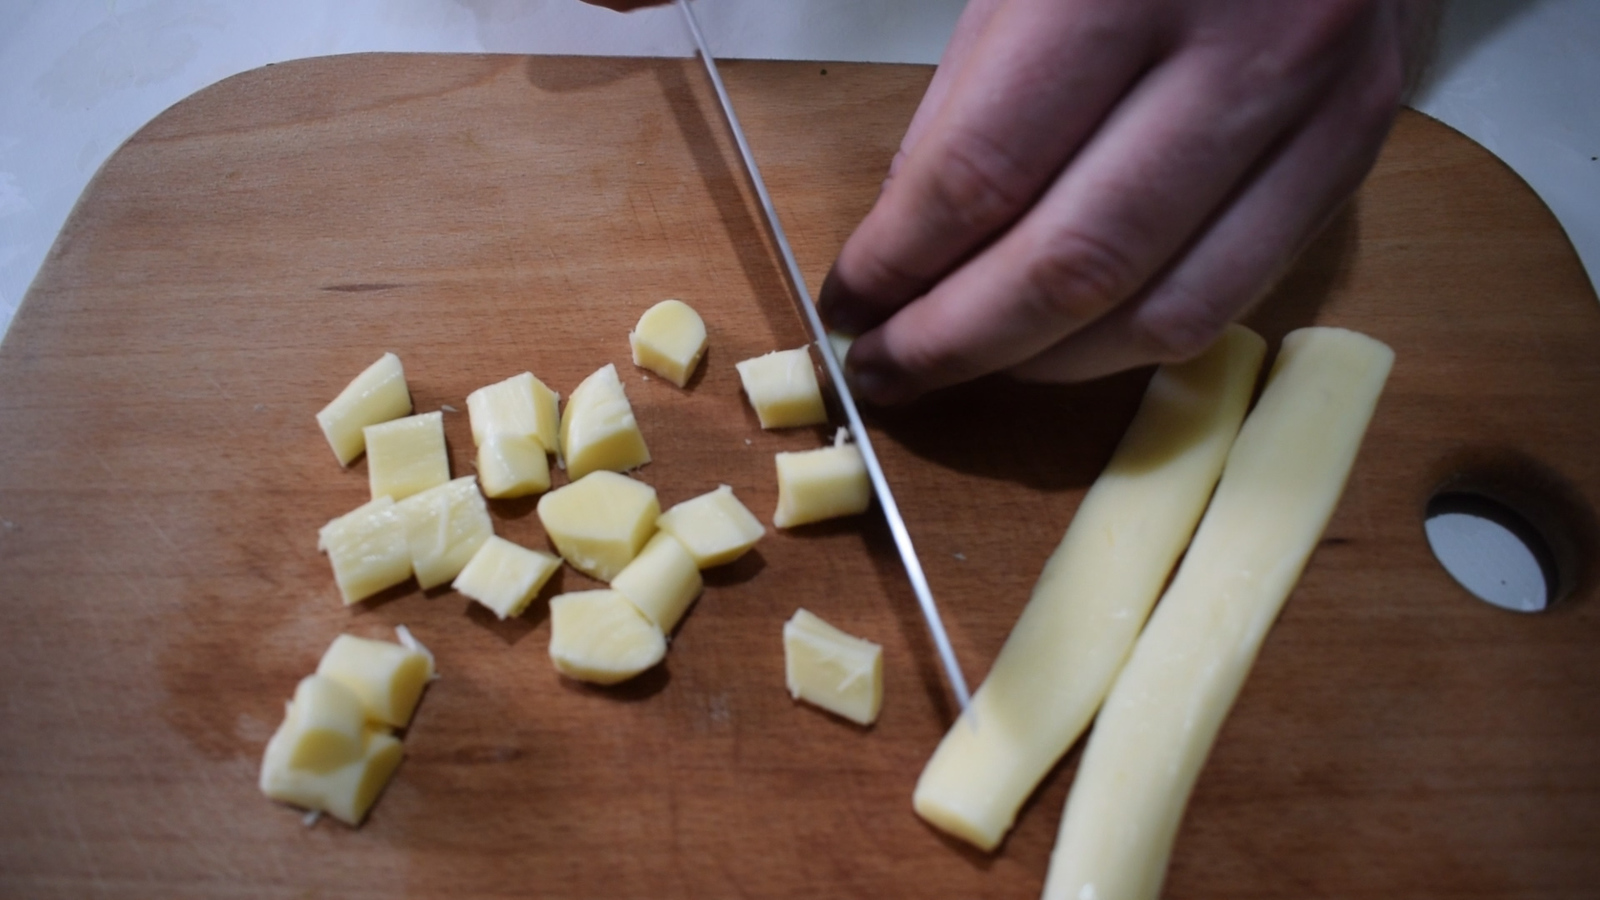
[316,633,435,728]
[394,476,493,589]
[453,535,561,620]
[316,352,412,466]
[773,432,872,528]
[279,675,368,773]
[913,325,1265,851]
[365,411,449,501]
[260,721,403,827]
[536,471,659,582]
[317,496,412,605]
[1042,328,1394,900]
[610,531,702,633]
[735,347,827,429]
[476,432,551,498]
[629,299,708,388]
[559,363,650,480]
[466,371,560,453]
[547,589,667,685]
[783,609,882,726]
[825,332,854,366]
[656,485,764,568]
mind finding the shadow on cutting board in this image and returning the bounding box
[870,202,1355,494]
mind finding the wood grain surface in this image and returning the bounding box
[1,54,1597,900]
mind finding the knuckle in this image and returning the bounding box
[1197,2,1379,105]
[1130,286,1234,363]
[924,128,1035,231]
[889,330,970,384]
[885,148,911,184]
[849,247,926,302]
[1022,229,1142,325]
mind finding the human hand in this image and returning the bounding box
[819,0,1436,404]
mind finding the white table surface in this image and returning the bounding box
[2,0,1596,610]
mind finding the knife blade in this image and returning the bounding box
[675,0,971,711]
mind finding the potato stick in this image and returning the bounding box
[914,325,1266,851]
[1042,327,1393,900]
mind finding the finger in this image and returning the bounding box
[822,0,1005,331]
[1010,9,1407,383]
[845,19,1365,406]
[890,0,1009,182]
[819,0,1158,336]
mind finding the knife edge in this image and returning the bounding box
[675,0,971,711]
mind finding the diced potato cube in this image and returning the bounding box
[453,535,561,620]
[656,485,764,568]
[735,347,827,429]
[260,721,403,826]
[783,608,883,726]
[316,633,435,728]
[316,352,412,466]
[826,331,855,366]
[365,411,449,501]
[394,476,493,589]
[281,675,368,773]
[773,437,872,528]
[536,471,659,582]
[611,531,702,633]
[548,589,667,685]
[629,299,707,387]
[467,371,560,453]
[476,432,551,498]
[317,496,412,605]
[560,363,651,480]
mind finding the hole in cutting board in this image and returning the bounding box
[1422,451,1597,613]
[1425,492,1558,612]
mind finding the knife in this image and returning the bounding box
[675,0,971,711]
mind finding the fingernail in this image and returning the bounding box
[818,267,869,336]
[848,360,908,406]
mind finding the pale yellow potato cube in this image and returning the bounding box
[535,471,659,582]
[610,531,702,633]
[735,347,827,429]
[316,352,412,466]
[453,535,561,620]
[629,299,707,388]
[826,332,855,366]
[316,633,435,728]
[559,363,651,480]
[394,476,493,589]
[656,485,764,568]
[365,411,449,501]
[773,439,872,528]
[467,371,560,453]
[281,675,368,773]
[260,720,403,826]
[317,496,412,605]
[783,608,883,726]
[548,589,666,685]
[477,432,551,498]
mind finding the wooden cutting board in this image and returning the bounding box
[1,54,1597,899]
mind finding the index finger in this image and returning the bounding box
[818,0,1157,336]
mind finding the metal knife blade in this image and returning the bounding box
[675,0,971,711]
